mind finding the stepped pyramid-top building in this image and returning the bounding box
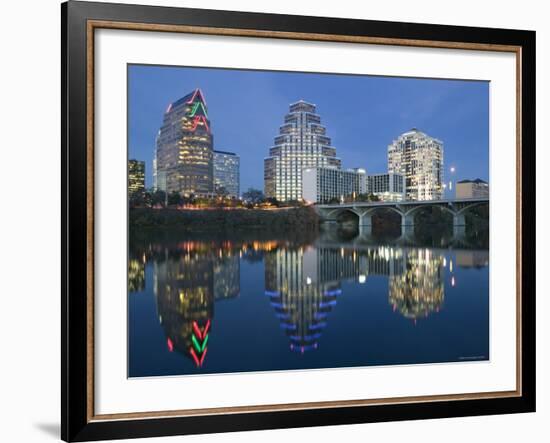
[264,100,341,202]
[154,88,214,196]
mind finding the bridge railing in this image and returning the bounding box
[316,197,489,209]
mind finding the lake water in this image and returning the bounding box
[128,227,489,377]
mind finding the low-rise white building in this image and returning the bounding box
[456,179,489,199]
[302,167,367,203]
[368,173,406,201]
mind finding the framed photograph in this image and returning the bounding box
[62,1,535,441]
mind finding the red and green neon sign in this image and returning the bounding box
[189,319,210,367]
[189,101,208,118]
[189,115,210,133]
[185,88,207,107]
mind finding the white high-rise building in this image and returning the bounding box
[388,129,444,201]
[264,100,341,202]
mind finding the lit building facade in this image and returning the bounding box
[265,100,341,202]
[456,179,489,199]
[213,150,240,197]
[388,129,444,201]
[128,159,145,196]
[302,167,367,203]
[368,173,406,201]
[155,89,214,196]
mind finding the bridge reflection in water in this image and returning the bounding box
[128,228,488,376]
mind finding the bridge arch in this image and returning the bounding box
[321,206,405,227]
[335,208,361,223]
[364,206,404,218]
[456,201,489,216]
[323,207,362,220]
[402,204,456,219]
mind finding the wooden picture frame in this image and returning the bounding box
[62,1,535,441]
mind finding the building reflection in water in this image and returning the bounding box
[455,250,489,269]
[265,248,342,353]
[152,241,240,368]
[388,248,445,320]
[263,244,452,352]
[214,254,240,301]
[128,256,146,292]
[133,238,487,362]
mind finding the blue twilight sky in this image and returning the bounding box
[128,64,489,192]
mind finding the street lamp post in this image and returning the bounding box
[449,166,456,199]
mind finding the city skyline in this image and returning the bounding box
[128,65,489,192]
[128,65,490,379]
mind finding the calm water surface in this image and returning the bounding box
[128,228,489,377]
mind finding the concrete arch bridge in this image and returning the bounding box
[315,198,489,236]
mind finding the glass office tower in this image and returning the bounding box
[264,100,341,202]
[213,150,240,197]
[155,88,214,196]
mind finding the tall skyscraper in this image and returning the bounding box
[213,150,240,197]
[155,88,214,196]
[128,159,145,196]
[388,129,444,201]
[264,100,341,202]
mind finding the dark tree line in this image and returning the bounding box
[129,187,379,209]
